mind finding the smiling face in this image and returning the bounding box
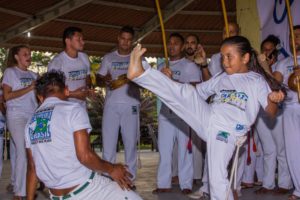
[220,44,249,75]
[14,47,31,69]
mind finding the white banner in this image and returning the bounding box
[257,0,300,58]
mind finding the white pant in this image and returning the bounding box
[6,111,32,196]
[10,137,16,186]
[157,116,193,189]
[199,153,209,194]
[271,109,292,189]
[192,131,204,180]
[242,131,264,184]
[50,173,142,200]
[283,104,300,197]
[171,131,203,180]
[256,110,292,189]
[102,103,139,180]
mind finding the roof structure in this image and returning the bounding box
[0,0,236,57]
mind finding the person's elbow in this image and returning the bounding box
[76,150,93,165]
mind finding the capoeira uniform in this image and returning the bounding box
[133,67,272,200]
[197,52,223,196]
[255,106,292,190]
[97,51,148,180]
[242,129,264,185]
[208,53,222,76]
[48,51,90,107]
[274,55,300,197]
[25,97,142,200]
[2,67,38,196]
[157,58,201,190]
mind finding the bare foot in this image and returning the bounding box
[127,43,147,80]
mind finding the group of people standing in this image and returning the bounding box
[0,21,299,200]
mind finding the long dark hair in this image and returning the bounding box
[221,36,285,92]
[6,45,29,68]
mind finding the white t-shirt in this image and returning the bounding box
[48,51,90,106]
[196,71,271,135]
[274,56,300,104]
[158,57,202,119]
[2,67,38,113]
[25,97,92,189]
[208,53,223,76]
[97,50,149,105]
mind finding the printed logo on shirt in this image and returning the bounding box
[68,69,87,81]
[216,131,230,143]
[111,62,129,71]
[172,70,181,81]
[28,107,54,145]
[235,124,246,132]
[0,127,4,137]
[20,78,34,87]
[219,90,248,111]
[287,65,294,74]
[132,106,138,115]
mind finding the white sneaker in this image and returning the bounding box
[188,191,210,199]
[188,191,202,199]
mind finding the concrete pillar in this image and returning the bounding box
[236,0,261,51]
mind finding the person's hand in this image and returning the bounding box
[29,80,36,90]
[70,86,89,100]
[194,44,207,66]
[268,90,285,103]
[161,67,172,79]
[109,163,133,190]
[104,73,112,85]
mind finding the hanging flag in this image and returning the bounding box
[256,0,300,59]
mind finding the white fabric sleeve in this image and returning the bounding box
[81,53,91,75]
[48,56,63,72]
[69,105,92,134]
[133,68,209,141]
[2,68,15,88]
[273,60,284,75]
[97,56,109,76]
[257,77,272,110]
[185,63,201,83]
[195,73,220,99]
[24,120,31,148]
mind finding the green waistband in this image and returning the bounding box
[51,172,95,200]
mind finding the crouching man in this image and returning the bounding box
[25,70,142,200]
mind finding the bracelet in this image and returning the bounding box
[200,64,208,68]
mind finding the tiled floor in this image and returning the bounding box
[0,151,291,200]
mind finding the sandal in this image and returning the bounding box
[152,188,172,194]
[241,182,254,189]
[274,187,290,195]
[288,194,300,200]
[255,187,274,194]
[181,188,192,195]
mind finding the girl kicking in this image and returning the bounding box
[127,36,285,200]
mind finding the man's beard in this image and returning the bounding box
[185,48,195,56]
